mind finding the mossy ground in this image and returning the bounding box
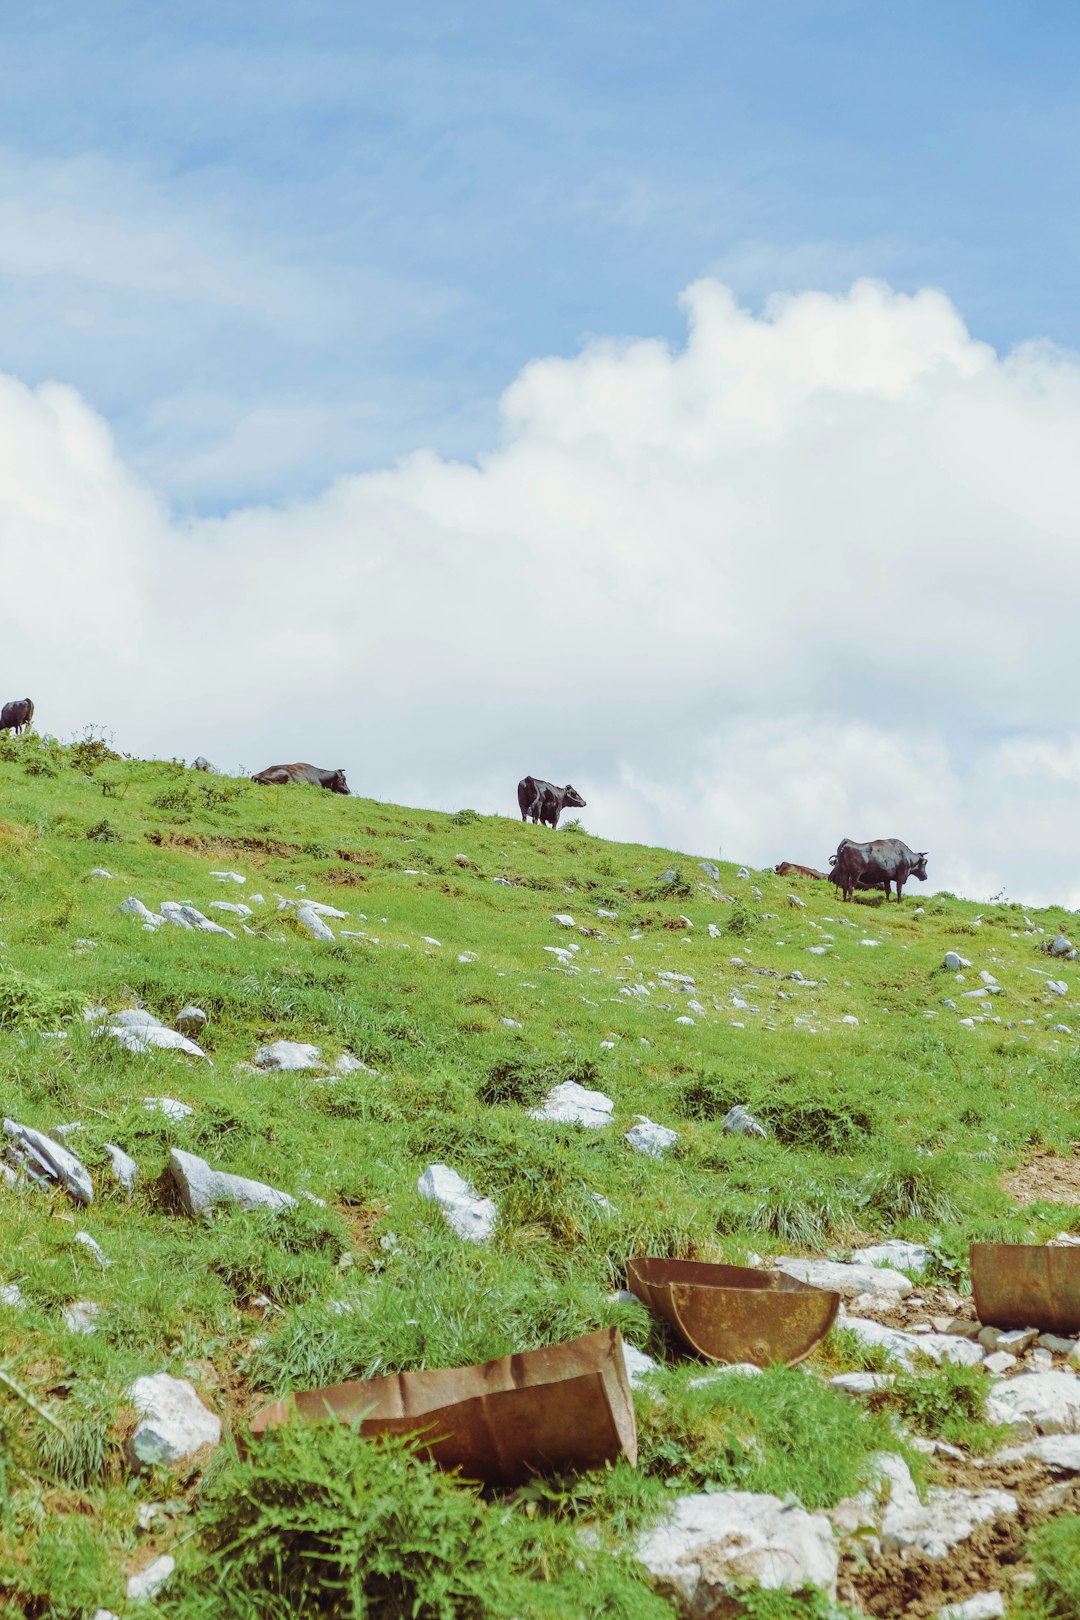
[0,732,1077,1615]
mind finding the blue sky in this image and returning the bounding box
[1,1,1078,513]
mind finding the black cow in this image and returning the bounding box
[517,775,586,829]
[252,762,350,794]
[830,837,929,903]
[0,698,34,735]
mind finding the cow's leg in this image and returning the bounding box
[895,879,904,903]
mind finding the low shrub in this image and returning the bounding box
[1018,1514,1080,1618]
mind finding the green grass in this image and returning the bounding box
[0,734,1078,1613]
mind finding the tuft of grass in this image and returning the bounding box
[0,960,78,1028]
[885,1361,1003,1455]
[1017,1514,1080,1619]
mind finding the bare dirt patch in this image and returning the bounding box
[845,1454,1080,1617]
[1002,1146,1080,1207]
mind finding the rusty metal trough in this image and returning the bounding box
[248,1326,636,1486]
[971,1243,1080,1336]
[627,1257,840,1367]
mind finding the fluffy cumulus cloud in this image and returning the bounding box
[3,277,1080,904]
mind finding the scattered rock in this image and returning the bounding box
[62,1300,101,1334]
[943,951,972,970]
[127,1556,176,1602]
[143,1096,193,1121]
[635,1491,838,1611]
[160,901,235,936]
[1,1283,26,1309]
[210,870,246,883]
[74,1231,108,1267]
[851,1240,930,1275]
[101,1020,209,1060]
[89,868,113,879]
[622,1344,662,1388]
[551,914,575,927]
[840,1014,859,1026]
[844,1317,984,1369]
[3,1119,93,1204]
[127,1374,221,1469]
[1049,934,1075,958]
[210,900,253,918]
[775,1257,913,1299]
[993,1433,1080,1472]
[625,1117,678,1158]
[986,1370,1080,1434]
[253,1040,325,1072]
[174,1006,208,1037]
[722,1105,768,1139]
[529,1081,614,1128]
[736,867,750,880]
[1047,979,1068,996]
[501,1016,523,1028]
[882,1486,1017,1558]
[830,1372,896,1396]
[417,1163,496,1242]
[457,951,479,963]
[334,1053,378,1076]
[118,896,165,930]
[296,905,335,941]
[699,862,720,882]
[169,1148,298,1216]
[938,1595,1006,1620]
[984,1350,1017,1376]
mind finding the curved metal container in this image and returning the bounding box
[971,1243,1080,1335]
[248,1326,636,1486]
[627,1257,839,1367]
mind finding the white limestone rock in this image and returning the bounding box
[118,897,165,929]
[169,1148,298,1217]
[143,1096,193,1121]
[417,1163,496,1242]
[3,1119,93,1204]
[993,1433,1080,1471]
[253,1039,325,1072]
[159,901,235,936]
[775,1257,913,1299]
[830,1371,896,1396]
[722,1105,768,1138]
[101,1021,208,1060]
[851,1239,931,1275]
[622,1344,662,1389]
[296,905,335,941]
[174,1006,208,1037]
[63,1300,101,1334]
[529,1080,613,1128]
[211,871,246,883]
[943,951,972,970]
[882,1486,1017,1559]
[939,1595,1006,1620]
[127,1556,176,1602]
[209,900,253,918]
[845,1317,984,1369]
[986,1370,1080,1434]
[625,1117,678,1158]
[74,1231,108,1267]
[635,1491,838,1611]
[127,1374,221,1469]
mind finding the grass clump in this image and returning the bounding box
[174,1422,665,1620]
[1016,1514,1080,1618]
[0,960,78,1028]
[640,1365,902,1511]
[886,1361,1002,1454]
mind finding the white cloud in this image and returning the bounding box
[1,276,1079,906]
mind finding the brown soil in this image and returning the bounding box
[1002,1146,1080,1207]
[845,1453,1080,1617]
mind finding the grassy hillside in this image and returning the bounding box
[1,729,1078,1618]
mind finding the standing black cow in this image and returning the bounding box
[252,762,350,794]
[830,837,929,903]
[517,775,586,829]
[0,698,34,735]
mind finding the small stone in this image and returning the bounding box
[142,1097,193,1125]
[210,871,246,883]
[944,951,972,970]
[529,1081,613,1128]
[457,951,479,963]
[169,1149,298,1216]
[939,1593,1006,1619]
[551,914,575,927]
[0,1283,25,1309]
[159,901,235,936]
[674,1014,695,1026]
[840,1014,859,1026]
[625,1117,678,1158]
[699,862,720,882]
[127,1374,221,1469]
[127,1556,176,1602]
[253,1040,325,1072]
[830,1372,896,1395]
[852,1240,930,1275]
[118,896,165,929]
[622,1344,662,1388]
[984,1351,1017,1376]
[74,1231,108,1266]
[296,905,335,941]
[775,1257,913,1299]
[417,1163,496,1242]
[987,1370,1080,1433]
[62,1300,101,1334]
[723,1105,768,1139]
[3,1119,93,1204]
[882,1486,1017,1558]
[500,1017,523,1028]
[174,1006,208,1037]
[736,867,750,879]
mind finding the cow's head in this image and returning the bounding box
[912,852,929,881]
[563,784,586,809]
[330,770,350,795]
